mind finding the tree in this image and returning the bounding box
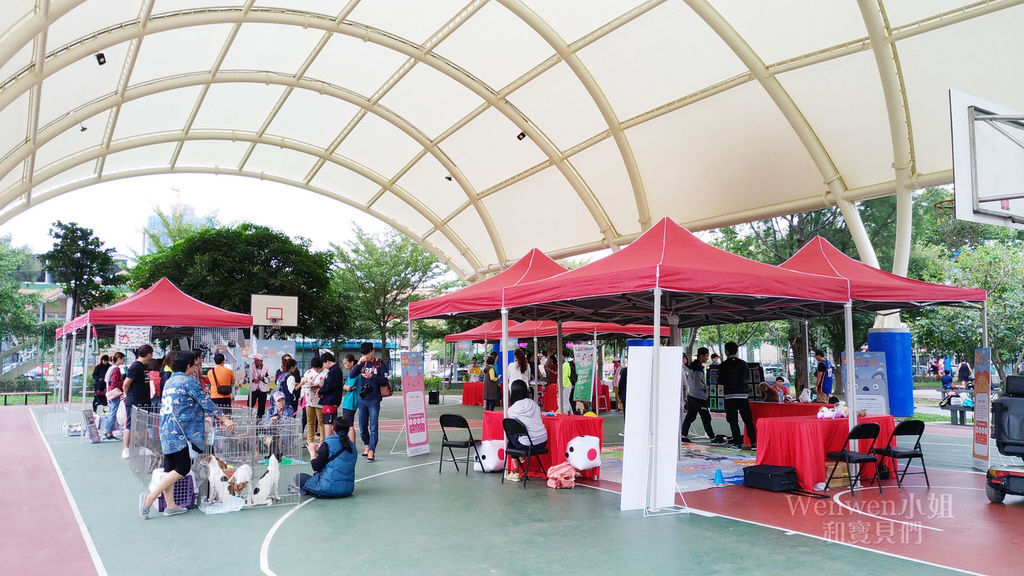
[332,226,446,364]
[141,204,219,255]
[42,221,121,318]
[0,236,39,339]
[129,223,334,335]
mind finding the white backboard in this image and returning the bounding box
[250,294,298,327]
[951,90,1024,230]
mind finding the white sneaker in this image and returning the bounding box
[121,448,130,459]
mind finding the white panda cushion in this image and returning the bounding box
[473,440,505,472]
[565,435,601,470]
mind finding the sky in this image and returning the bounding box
[0,173,390,259]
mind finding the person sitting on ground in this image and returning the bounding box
[267,390,294,423]
[294,417,358,498]
[940,369,954,391]
[139,351,234,519]
[504,379,548,482]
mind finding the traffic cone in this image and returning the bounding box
[714,469,724,485]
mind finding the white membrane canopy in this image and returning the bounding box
[2,1,1023,280]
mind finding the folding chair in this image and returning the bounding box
[872,419,929,488]
[501,418,548,489]
[438,414,481,476]
[825,422,882,496]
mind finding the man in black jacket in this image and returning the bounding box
[718,342,755,449]
[318,352,343,437]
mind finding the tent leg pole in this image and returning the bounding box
[982,301,989,348]
[844,302,859,479]
[647,287,662,513]
[533,336,539,397]
[81,325,92,408]
[556,322,563,414]
[66,330,77,406]
[594,329,599,414]
[501,309,509,421]
[803,320,810,397]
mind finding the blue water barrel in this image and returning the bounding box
[626,339,654,348]
[867,328,913,417]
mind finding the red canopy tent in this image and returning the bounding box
[56,277,253,338]
[501,218,851,326]
[779,236,987,311]
[408,248,567,321]
[445,320,669,342]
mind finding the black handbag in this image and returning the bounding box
[210,368,231,396]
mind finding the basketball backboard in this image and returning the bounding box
[250,294,298,327]
[951,90,1024,230]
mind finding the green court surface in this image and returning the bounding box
[36,400,962,576]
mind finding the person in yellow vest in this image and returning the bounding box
[207,353,235,413]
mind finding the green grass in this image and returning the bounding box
[913,412,958,422]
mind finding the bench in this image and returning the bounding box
[940,403,972,425]
[0,391,54,406]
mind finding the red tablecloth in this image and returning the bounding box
[461,381,483,406]
[482,410,603,479]
[744,402,833,445]
[754,415,896,491]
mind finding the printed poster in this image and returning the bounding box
[573,345,596,402]
[115,325,151,349]
[973,348,991,470]
[401,351,430,457]
[852,352,890,415]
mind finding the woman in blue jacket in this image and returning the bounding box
[295,417,357,498]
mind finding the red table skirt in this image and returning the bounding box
[482,410,603,479]
[754,415,896,491]
[462,381,483,406]
[744,402,833,445]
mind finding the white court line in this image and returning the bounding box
[259,460,437,576]
[30,409,108,576]
[830,489,942,532]
[577,482,980,575]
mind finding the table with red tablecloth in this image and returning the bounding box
[482,410,603,479]
[754,415,896,491]
[743,402,833,445]
[461,381,483,406]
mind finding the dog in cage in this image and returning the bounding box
[250,452,281,505]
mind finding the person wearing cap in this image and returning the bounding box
[294,416,357,498]
[267,390,294,423]
[249,356,270,419]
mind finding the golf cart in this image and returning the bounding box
[987,375,1024,503]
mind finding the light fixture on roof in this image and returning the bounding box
[79,123,87,132]
[95,53,106,65]
[516,131,526,141]
[444,175,452,182]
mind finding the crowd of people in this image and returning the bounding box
[88,341,397,518]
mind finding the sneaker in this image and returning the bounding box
[121,448,130,459]
[138,492,150,520]
[680,436,692,443]
[162,507,188,517]
[366,450,375,462]
[727,443,743,450]
[710,435,727,445]
[505,471,522,482]
[362,446,370,458]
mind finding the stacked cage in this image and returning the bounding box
[196,414,306,512]
[128,405,163,482]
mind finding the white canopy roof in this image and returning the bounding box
[2,1,1022,280]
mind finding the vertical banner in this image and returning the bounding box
[852,352,890,415]
[401,351,430,457]
[573,345,596,402]
[973,347,991,470]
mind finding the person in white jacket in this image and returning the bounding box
[506,348,532,392]
[505,379,548,482]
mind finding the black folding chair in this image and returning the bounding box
[825,422,882,496]
[438,414,481,476]
[872,419,929,488]
[501,418,548,489]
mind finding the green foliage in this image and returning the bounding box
[41,221,121,318]
[141,204,219,255]
[0,236,39,339]
[424,376,442,391]
[129,223,334,335]
[331,226,446,362]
